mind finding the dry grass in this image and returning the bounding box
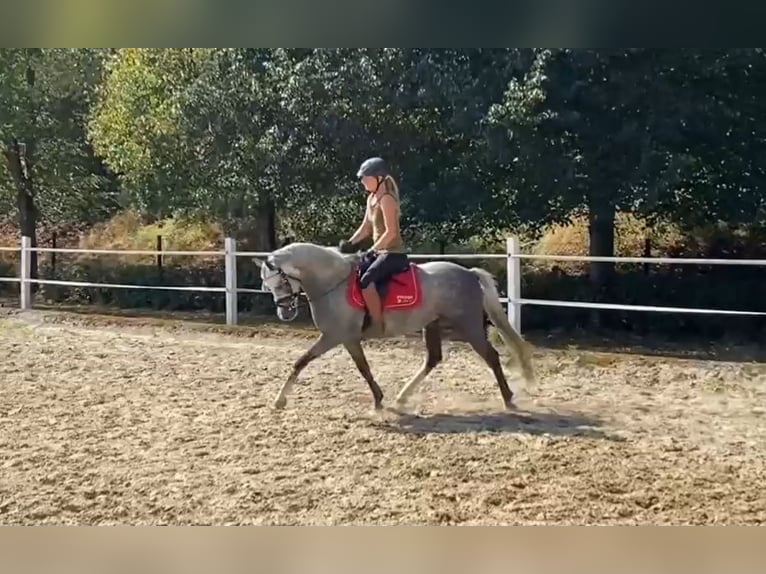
[0,211,223,268]
[0,209,750,268]
[76,211,223,265]
[529,213,685,273]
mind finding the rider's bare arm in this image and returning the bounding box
[370,194,399,251]
[348,205,372,245]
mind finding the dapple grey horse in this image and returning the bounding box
[253,242,534,411]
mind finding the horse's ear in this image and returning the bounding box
[252,256,275,270]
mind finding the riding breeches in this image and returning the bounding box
[358,251,410,289]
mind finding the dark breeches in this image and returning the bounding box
[358,251,409,289]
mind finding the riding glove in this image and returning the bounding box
[338,239,358,254]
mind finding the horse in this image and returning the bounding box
[252,242,535,411]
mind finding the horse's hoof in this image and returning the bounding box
[373,400,384,411]
[273,397,287,410]
[504,400,517,411]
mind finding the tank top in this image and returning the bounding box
[367,182,405,253]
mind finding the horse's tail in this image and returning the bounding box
[470,267,535,387]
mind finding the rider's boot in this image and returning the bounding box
[361,284,385,337]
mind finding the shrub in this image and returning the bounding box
[0,258,16,296]
[36,257,276,316]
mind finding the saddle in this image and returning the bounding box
[347,263,423,313]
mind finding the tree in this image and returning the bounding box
[88,48,205,221]
[373,49,532,248]
[90,48,313,250]
[1,48,117,278]
[486,49,766,297]
[644,50,766,231]
[276,48,532,248]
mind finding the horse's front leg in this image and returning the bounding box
[273,333,339,409]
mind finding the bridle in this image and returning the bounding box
[261,259,351,316]
[262,262,303,310]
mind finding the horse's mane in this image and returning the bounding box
[274,242,358,272]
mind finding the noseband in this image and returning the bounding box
[263,262,302,308]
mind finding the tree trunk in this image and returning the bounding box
[250,206,276,251]
[265,198,276,251]
[18,183,38,285]
[3,140,38,286]
[229,201,277,252]
[588,198,616,327]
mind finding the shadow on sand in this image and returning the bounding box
[374,406,622,442]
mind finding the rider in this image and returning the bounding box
[339,157,409,336]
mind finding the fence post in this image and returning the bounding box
[51,231,57,277]
[20,235,32,311]
[156,234,163,282]
[224,237,237,326]
[506,236,521,333]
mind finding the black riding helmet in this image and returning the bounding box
[356,157,390,178]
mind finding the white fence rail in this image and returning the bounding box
[2,235,766,331]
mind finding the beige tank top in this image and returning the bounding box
[367,182,405,253]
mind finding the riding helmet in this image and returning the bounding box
[356,157,390,178]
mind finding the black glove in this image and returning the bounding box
[360,249,377,262]
[338,239,358,254]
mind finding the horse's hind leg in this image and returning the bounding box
[395,321,442,406]
[344,341,384,410]
[464,322,515,409]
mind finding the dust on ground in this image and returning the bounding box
[0,310,764,524]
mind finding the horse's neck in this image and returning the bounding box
[289,245,351,297]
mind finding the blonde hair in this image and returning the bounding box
[382,175,400,201]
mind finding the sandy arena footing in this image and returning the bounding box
[1,311,764,524]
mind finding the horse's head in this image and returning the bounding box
[253,242,351,322]
[253,251,303,322]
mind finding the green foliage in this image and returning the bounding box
[87,49,207,220]
[279,49,531,246]
[89,49,530,248]
[0,259,14,295]
[487,49,766,227]
[0,48,120,225]
[485,48,766,302]
[6,48,766,340]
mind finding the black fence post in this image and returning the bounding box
[51,231,57,277]
[156,234,163,282]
